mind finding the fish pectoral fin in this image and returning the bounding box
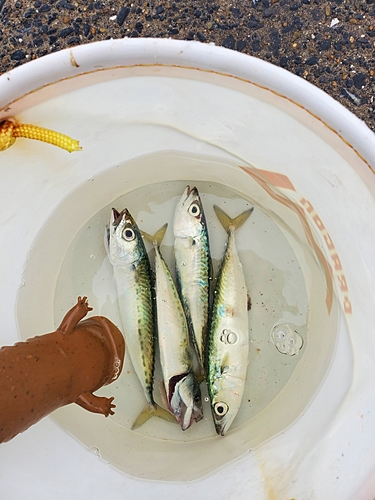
[187,235,195,247]
[131,403,176,430]
[221,352,230,367]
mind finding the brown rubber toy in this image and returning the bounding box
[0,296,125,444]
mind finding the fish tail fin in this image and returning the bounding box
[153,223,168,246]
[213,205,254,233]
[141,223,168,247]
[131,402,176,430]
[158,380,169,410]
[153,402,177,423]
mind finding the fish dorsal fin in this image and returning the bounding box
[141,223,168,247]
[213,205,254,233]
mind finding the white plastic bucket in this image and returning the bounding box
[0,39,375,499]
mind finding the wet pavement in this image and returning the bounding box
[0,0,374,132]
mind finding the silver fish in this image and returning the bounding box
[207,205,253,436]
[143,225,203,430]
[106,208,175,430]
[174,186,211,375]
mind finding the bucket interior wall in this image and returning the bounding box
[1,41,374,499]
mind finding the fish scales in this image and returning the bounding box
[174,186,211,374]
[175,231,210,353]
[111,239,155,401]
[208,232,249,369]
[155,246,192,381]
[133,254,154,392]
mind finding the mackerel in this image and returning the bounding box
[106,208,175,430]
[143,225,203,430]
[173,186,211,376]
[207,205,253,436]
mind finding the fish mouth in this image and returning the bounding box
[180,403,203,431]
[215,422,227,437]
[111,207,124,228]
[184,185,192,201]
[214,414,234,437]
[183,185,198,201]
[111,207,134,228]
[169,372,203,431]
[123,208,135,225]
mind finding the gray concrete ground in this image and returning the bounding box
[0,0,374,132]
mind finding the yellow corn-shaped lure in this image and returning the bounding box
[0,119,81,153]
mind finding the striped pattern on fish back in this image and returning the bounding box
[207,232,238,392]
[157,246,192,378]
[134,252,156,398]
[176,227,211,367]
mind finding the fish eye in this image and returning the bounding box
[122,227,135,241]
[214,401,229,416]
[188,202,201,217]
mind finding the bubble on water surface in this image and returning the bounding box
[271,323,303,356]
